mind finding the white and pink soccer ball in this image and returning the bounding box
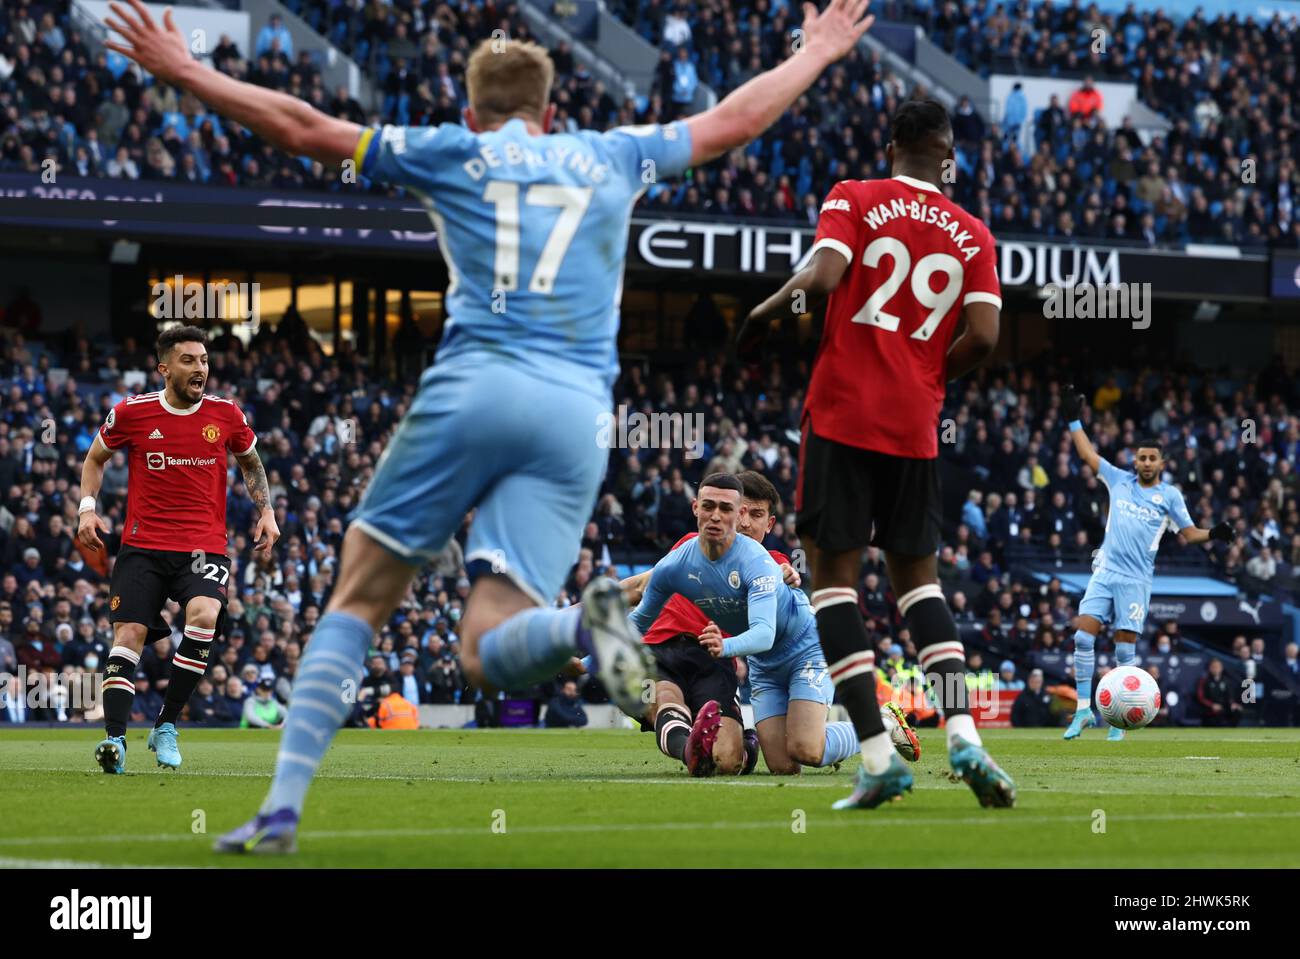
[1097,665,1161,730]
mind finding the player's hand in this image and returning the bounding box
[103,0,194,86]
[252,511,280,553]
[77,511,111,551]
[735,314,770,362]
[562,656,587,677]
[698,622,724,658]
[1061,385,1087,423]
[798,0,875,64]
[780,562,801,588]
[1208,521,1233,543]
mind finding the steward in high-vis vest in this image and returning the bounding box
[370,691,420,729]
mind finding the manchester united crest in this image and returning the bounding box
[202,423,222,444]
[110,595,121,610]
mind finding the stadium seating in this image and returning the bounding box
[5,1,1297,246]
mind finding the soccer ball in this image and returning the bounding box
[880,703,919,761]
[1097,665,1161,730]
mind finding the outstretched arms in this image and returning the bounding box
[685,0,874,166]
[104,0,362,164]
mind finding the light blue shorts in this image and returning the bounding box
[748,638,833,725]
[1078,572,1151,634]
[351,355,608,605]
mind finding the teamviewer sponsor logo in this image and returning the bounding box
[147,453,219,470]
[50,889,151,939]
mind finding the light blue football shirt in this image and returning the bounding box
[355,119,692,397]
[1094,457,1194,582]
[629,533,818,662]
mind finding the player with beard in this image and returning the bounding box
[78,325,277,772]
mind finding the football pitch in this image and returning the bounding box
[1,728,1297,868]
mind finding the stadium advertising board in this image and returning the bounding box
[0,176,1268,299]
[1147,597,1284,629]
[626,218,1267,299]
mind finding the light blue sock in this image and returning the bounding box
[479,605,583,691]
[263,611,370,816]
[1073,630,1096,706]
[1115,640,1136,667]
[819,721,859,767]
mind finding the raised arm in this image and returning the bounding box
[1061,385,1101,474]
[685,0,874,166]
[104,0,361,164]
[76,435,114,552]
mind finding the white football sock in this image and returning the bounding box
[946,713,982,749]
[860,732,895,774]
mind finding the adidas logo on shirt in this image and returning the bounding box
[148,429,164,439]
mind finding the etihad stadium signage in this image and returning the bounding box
[0,174,1268,300]
[625,218,1264,299]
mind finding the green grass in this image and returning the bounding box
[1,727,1298,868]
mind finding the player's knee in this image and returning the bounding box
[185,604,219,630]
[788,737,824,767]
[112,624,148,651]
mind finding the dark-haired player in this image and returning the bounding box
[627,474,851,776]
[1060,387,1233,741]
[78,325,277,773]
[615,470,844,777]
[738,98,1015,809]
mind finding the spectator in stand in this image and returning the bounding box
[669,45,698,121]
[255,15,293,59]
[544,678,588,728]
[995,660,1024,692]
[1068,76,1103,118]
[242,677,287,729]
[1196,658,1240,727]
[1012,669,1055,727]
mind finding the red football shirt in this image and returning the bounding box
[98,391,257,554]
[640,532,791,646]
[804,175,1001,459]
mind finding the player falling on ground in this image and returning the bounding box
[738,98,1015,809]
[100,0,877,850]
[616,470,875,776]
[627,473,862,776]
[77,325,277,773]
[616,519,799,777]
[1059,387,1233,741]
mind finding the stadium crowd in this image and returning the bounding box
[1,309,1298,727]
[5,0,1300,247]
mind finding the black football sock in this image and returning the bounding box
[813,588,893,773]
[654,702,692,762]
[899,585,982,747]
[156,623,215,726]
[102,645,140,739]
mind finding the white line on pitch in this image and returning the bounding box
[0,854,199,868]
[1,809,1298,848]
